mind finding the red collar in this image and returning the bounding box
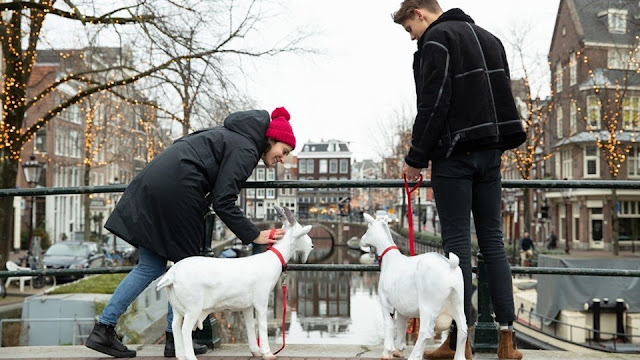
[268,246,287,271]
[377,245,399,266]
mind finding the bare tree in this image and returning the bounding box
[0,0,312,268]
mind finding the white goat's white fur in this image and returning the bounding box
[156,206,314,360]
[360,213,467,360]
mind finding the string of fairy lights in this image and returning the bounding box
[505,37,640,181]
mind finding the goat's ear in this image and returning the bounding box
[274,206,288,225]
[294,225,312,238]
[363,213,375,224]
[284,207,297,225]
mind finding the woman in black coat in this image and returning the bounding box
[85,107,296,358]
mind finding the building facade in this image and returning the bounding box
[16,48,166,247]
[296,139,352,219]
[545,0,640,251]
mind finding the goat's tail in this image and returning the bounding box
[156,271,174,292]
[447,252,460,269]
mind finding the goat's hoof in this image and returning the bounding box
[381,354,393,360]
[251,351,262,357]
[262,353,276,360]
[392,349,404,357]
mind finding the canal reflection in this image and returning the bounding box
[213,242,414,346]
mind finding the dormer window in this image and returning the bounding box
[608,9,627,34]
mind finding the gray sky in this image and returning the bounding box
[243,0,561,161]
[39,0,560,161]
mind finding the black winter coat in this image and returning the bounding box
[105,110,268,262]
[405,9,526,169]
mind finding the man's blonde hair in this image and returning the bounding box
[392,0,442,24]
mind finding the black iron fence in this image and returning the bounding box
[2,179,640,352]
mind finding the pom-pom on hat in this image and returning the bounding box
[265,107,296,149]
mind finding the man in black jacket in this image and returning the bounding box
[394,1,525,359]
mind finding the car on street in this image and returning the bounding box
[43,241,104,282]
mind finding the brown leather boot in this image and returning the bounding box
[423,328,472,360]
[497,329,522,360]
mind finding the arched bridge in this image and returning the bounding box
[256,219,368,246]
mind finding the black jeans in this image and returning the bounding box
[432,148,515,325]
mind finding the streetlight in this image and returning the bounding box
[562,187,573,254]
[505,189,517,265]
[108,177,121,250]
[21,155,44,254]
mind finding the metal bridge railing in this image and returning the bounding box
[2,179,640,352]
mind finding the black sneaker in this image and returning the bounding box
[164,331,208,357]
[85,322,136,358]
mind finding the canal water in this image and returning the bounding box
[212,236,422,346]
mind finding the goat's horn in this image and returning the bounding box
[283,206,297,225]
[274,206,288,224]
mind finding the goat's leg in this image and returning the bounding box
[392,313,408,358]
[255,307,275,360]
[243,308,261,357]
[181,312,199,360]
[172,312,186,360]
[379,300,395,359]
[450,293,468,360]
[407,313,435,360]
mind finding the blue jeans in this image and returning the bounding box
[431,148,515,325]
[99,247,174,332]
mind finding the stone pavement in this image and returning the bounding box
[1,344,639,359]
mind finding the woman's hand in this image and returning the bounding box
[254,228,286,245]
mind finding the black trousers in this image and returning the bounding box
[432,148,516,325]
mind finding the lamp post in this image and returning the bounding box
[562,188,573,254]
[21,155,44,253]
[108,177,121,250]
[505,189,517,265]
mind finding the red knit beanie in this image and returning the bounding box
[265,107,296,149]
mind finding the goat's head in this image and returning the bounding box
[360,213,395,251]
[274,206,314,263]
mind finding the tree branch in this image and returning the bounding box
[0,1,154,24]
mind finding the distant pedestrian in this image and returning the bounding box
[394,0,526,359]
[547,232,558,250]
[519,231,535,266]
[85,107,297,358]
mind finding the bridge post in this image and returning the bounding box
[193,206,221,348]
[474,252,498,352]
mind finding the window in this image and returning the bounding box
[35,128,47,153]
[584,145,599,177]
[70,130,80,158]
[587,96,601,129]
[329,159,338,173]
[623,96,640,130]
[306,159,314,173]
[570,102,577,135]
[562,148,572,179]
[256,168,265,181]
[555,62,563,93]
[266,189,275,199]
[266,169,275,181]
[340,159,349,174]
[257,189,265,198]
[298,159,306,174]
[556,106,563,137]
[569,52,577,86]
[608,9,627,34]
[629,146,640,177]
[319,159,328,173]
[608,48,631,69]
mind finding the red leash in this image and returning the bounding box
[257,229,287,355]
[403,174,423,257]
[403,174,423,334]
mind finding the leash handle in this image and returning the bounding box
[403,174,423,257]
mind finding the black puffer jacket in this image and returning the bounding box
[405,9,526,169]
[105,110,268,262]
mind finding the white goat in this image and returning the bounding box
[360,213,467,360]
[156,206,313,360]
